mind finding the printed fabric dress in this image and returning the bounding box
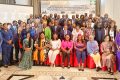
[101,41,114,68]
[33,39,50,63]
[19,38,33,70]
[84,28,94,41]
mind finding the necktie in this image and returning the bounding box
[64,30,67,36]
[55,26,57,32]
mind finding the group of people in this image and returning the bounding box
[0,13,120,75]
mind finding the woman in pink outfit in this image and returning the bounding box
[61,34,73,69]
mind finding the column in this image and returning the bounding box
[7,0,15,4]
[96,0,101,16]
[32,0,41,17]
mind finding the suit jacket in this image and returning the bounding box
[59,18,66,26]
[67,25,73,32]
[94,27,105,44]
[60,29,72,40]
[50,26,61,35]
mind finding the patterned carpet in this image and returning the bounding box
[0,66,119,80]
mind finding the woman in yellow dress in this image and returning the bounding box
[33,32,50,65]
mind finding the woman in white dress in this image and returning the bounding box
[48,33,61,67]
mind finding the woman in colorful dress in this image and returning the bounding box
[84,22,94,41]
[48,33,61,67]
[61,34,73,69]
[74,34,86,71]
[19,32,33,70]
[33,32,50,65]
[115,32,120,72]
[101,35,115,75]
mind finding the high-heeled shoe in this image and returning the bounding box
[78,67,81,71]
[62,64,64,69]
[4,65,8,68]
[78,68,81,71]
[67,65,70,69]
[53,64,56,67]
[81,66,84,71]
[96,67,99,72]
[81,68,84,71]
[108,68,111,74]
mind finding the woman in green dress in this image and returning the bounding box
[19,32,33,70]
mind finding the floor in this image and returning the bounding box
[0,66,120,80]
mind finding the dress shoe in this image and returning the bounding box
[96,67,100,72]
[4,65,8,68]
[110,72,114,75]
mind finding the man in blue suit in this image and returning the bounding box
[10,21,18,64]
[1,23,13,68]
[60,25,72,40]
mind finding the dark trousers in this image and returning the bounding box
[0,53,2,67]
[15,47,23,62]
[76,50,86,63]
[62,51,70,64]
[10,47,13,64]
[2,44,12,65]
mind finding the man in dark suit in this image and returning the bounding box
[94,22,105,45]
[59,15,66,27]
[54,13,57,19]
[50,20,61,35]
[60,25,72,40]
[10,21,19,64]
[71,15,76,24]
[67,20,73,32]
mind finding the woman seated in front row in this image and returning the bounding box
[87,35,101,72]
[74,34,86,71]
[48,33,61,67]
[33,32,51,65]
[61,34,73,69]
[101,35,115,75]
